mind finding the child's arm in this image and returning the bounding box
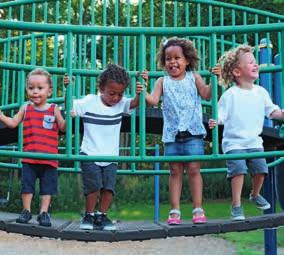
[145,77,163,106]
[270,109,284,120]
[54,106,66,132]
[0,107,24,128]
[194,73,211,100]
[194,65,222,101]
[130,82,144,109]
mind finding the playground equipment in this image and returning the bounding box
[0,0,284,254]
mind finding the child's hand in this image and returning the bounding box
[64,74,75,87]
[137,70,149,88]
[211,64,222,76]
[135,82,144,95]
[208,118,217,129]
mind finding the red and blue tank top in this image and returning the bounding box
[22,103,58,168]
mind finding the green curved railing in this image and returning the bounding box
[0,0,284,174]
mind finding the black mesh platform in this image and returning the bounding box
[0,211,284,242]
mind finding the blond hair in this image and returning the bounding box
[218,45,254,87]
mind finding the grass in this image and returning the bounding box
[53,199,284,255]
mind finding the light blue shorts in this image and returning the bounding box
[164,137,204,156]
[226,148,268,179]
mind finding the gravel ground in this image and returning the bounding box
[0,231,236,255]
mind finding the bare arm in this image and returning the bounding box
[194,73,211,101]
[270,109,284,120]
[145,77,163,106]
[0,107,24,128]
[54,106,66,132]
[130,82,144,109]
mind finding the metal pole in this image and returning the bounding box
[154,144,160,223]
[263,157,277,255]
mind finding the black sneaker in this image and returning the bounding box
[37,212,51,227]
[94,213,116,231]
[16,209,32,224]
[80,213,94,230]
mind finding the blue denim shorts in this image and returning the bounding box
[21,163,58,195]
[80,161,117,196]
[226,148,268,179]
[164,137,204,156]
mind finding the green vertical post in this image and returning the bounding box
[65,32,73,156]
[280,30,284,108]
[210,34,219,155]
[18,70,25,165]
[113,0,119,64]
[139,34,146,158]
[90,0,97,94]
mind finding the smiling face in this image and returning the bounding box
[26,74,52,108]
[233,52,259,85]
[164,45,189,80]
[99,80,126,106]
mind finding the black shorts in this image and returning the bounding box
[21,163,58,195]
[80,162,117,196]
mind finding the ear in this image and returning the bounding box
[232,67,240,78]
[48,87,52,97]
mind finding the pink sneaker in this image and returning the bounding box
[192,208,207,224]
[167,209,181,225]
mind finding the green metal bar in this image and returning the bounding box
[174,1,178,27]
[210,33,218,155]
[0,150,284,163]
[113,0,119,64]
[281,30,284,109]
[65,32,73,156]
[243,11,247,43]
[102,0,107,67]
[138,34,146,158]
[1,20,284,36]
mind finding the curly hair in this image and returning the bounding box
[26,68,52,87]
[218,44,254,87]
[98,64,130,89]
[157,37,199,71]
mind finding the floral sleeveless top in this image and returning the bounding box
[162,71,206,143]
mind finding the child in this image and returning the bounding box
[143,37,219,224]
[208,45,284,220]
[65,64,143,231]
[0,68,66,227]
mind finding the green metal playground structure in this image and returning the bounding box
[0,0,284,253]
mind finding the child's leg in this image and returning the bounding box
[231,174,244,207]
[169,162,184,212]
[99,189,113,213]
[185,162,203,209]
[251,173,265,196]
[22,193,33,211]
[85,191,99,213]
[40,195,51,213]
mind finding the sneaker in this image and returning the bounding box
[192,208,207,224]
[80,213,94,230]
[94,213,116,231]
[231,206,245,221]
[16,209,32,224]
[249,194,271,210]
[37,212,51,227]
[167,209,181,225]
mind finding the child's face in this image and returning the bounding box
[26,75,52,108]
[234,52,259,83]
[164,45,189,79]
[100,80,126,106]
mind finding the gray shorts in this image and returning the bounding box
[226,148,268,179]
[80,162,117,196]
